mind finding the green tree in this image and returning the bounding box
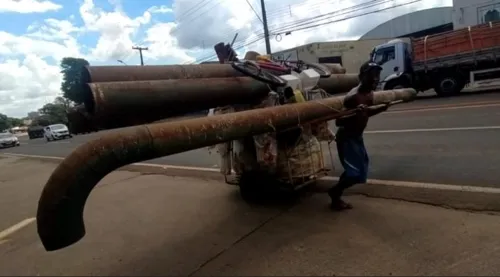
[0,115,24,130]
[8,117,24,127]
[60,57,90,104]
[38,101,68,125]
[0,113,10,131]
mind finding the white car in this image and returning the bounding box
[44,124,72,141]
[0,132,20,148]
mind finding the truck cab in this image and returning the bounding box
[371,39,415,91]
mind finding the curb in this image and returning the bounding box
[3,153,500,212]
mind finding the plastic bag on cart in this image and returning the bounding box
[307,88,335,142]
[254,133,278,173]
[277,132,324,179]
[252,92,279,173]
[208,106,235,175]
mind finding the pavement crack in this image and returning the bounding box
[94,174,143,190]
[355,193,500,215]
[187,207,290,276]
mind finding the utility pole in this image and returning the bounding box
[132,46,148,66]
[260,0,271,54]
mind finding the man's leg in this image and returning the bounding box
[328,138,355,210]
[328,136,366,210]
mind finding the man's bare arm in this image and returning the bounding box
[367,104,389,117]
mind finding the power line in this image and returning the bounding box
[268,0,391,32]
[192,0,390,54]
[245,0,263,24]
[191,36,265,64]
[193,0,390,58]
[190,0,421,63]
[177,0,213,20]
[272,0,422,36]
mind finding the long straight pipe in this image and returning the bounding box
[82,63,346,83]
[83,75,359,117]
[36,88,416,252]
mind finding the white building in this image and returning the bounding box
[360,7,453,40]
[453,0,500,30]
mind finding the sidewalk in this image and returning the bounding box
[1,156,500,276]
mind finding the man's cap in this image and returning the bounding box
[359,61,382,77]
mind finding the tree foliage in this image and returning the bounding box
[0,113,25,131]
[35,99,69,126]
[60,57,90,104]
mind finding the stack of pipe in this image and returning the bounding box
[37,87,417,252]
[71,62,358,133]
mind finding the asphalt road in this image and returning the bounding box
[3,89,500,187]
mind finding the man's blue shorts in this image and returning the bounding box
[336,130,369,184]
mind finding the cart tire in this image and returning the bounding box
[231,61,288,87]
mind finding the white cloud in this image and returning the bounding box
[0,0,454,118]
[79,0,152,61]
[0,0,62,14]
[0,55,61,117]
[148,5,174,14]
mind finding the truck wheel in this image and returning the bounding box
[434,75,463,97]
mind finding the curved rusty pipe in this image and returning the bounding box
[37,88,417,251]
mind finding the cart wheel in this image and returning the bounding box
[300,62,332,78]
[238,170,274,203]
[231,61,288,87]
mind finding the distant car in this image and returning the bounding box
[44,124,72,142]
[0,132,20,148]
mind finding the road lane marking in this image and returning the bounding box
[388,102,500,114]
[2,153,500,194]
[1,153,220,172]
[322,176,500,194]
[0,218,36,241]
[365,125,500,134]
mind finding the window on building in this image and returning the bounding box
[484,9,500,23]
[318,56,343,65]
[478,4,500,24]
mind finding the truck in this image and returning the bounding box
[372,21,500,96]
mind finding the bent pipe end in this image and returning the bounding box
[36,125,155,251]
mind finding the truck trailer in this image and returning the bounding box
[373,21,500,96]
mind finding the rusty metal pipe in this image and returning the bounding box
[82,63,347,83]
[37,88,416,252]
[319,74,359,95]
[83,77,270,116]
[83,74,359,118]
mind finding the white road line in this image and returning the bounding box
[0,218,36,241]
[387,102,500,114]
[365,125,500,134]
[2,153,500,194]
[1,153,220,172]
[322,176,500,194]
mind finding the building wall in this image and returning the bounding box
[360,7,453,40]
[272,38,406,73]
[453,0,500,30]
